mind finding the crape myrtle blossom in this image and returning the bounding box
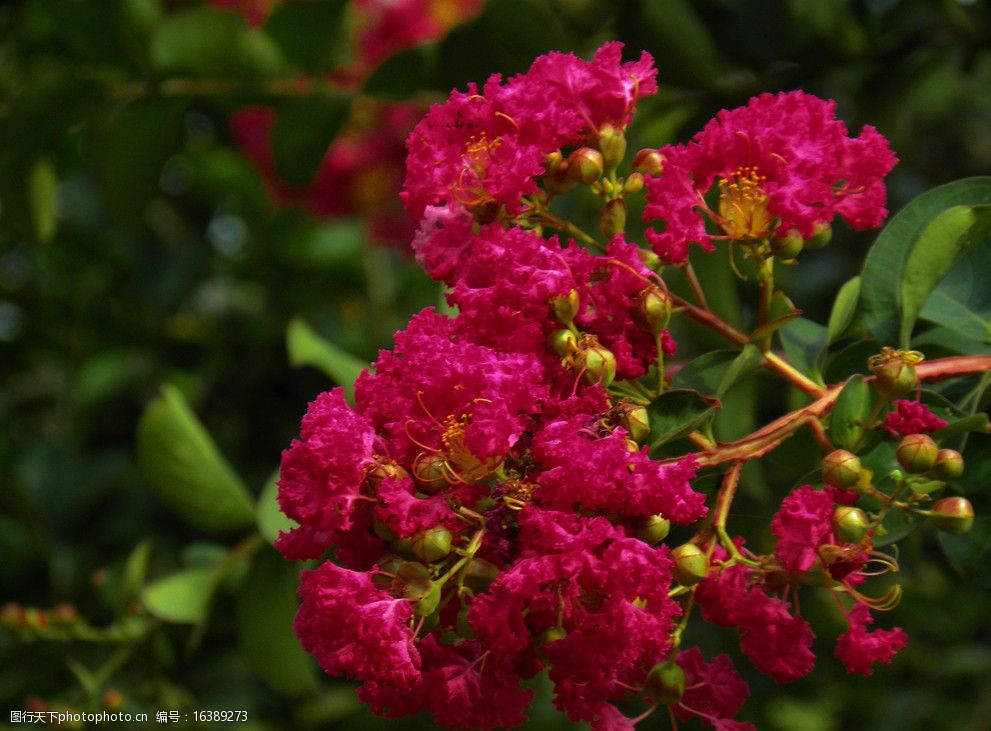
[643,91,897,263]
[277,41,910,731]
[884,399,949,437]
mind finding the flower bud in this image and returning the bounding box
[635,286,672,336]
[101,690,124,712]
[462,557,500,594]
[597,124,627,170]
[405,578,442,617]
[566,147,604,185]
[599,198,627,239]
[644,660,685,706]
[411,526,453,563]
[413,453,449,494]
[822,449,862,489]
[771,230,804,261]
[671,543,709,586]
[544,150,564,176]
[51,603,78,625]
[538,626,566,646]
[623,173,645,194]
[550,289,581,325]
[635,514,670,545]
[620,404,651,443]
[632,148,664,176]
[806,221,832,249]
[372,555,405,588]
[931,497,974,535]
[896,433,938,474]
[365,461,410,492]
[931,449,964,481]
[639,248,662,271]
[870,351,919,398]
[832,506,870,543]
[580,343,617,387]
[548,328,578,357]
[390,537,417,560]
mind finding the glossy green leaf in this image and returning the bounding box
[647,389,720,451]
[919,225,991,344]
[862,177,991,346]
[257,470,295,546]
[672,350,741,396]
[264,0,347,73]
[828,376,876,453]
[151,7,285,76]
[286,317,368,403]
[827,276,861,345]
[271,95,352,187]
[28,157,58,243]
[935,413,991,443]
[237,548,317,696]
[143,567,216,624]
[137,385,256,533]
[899,205,991,346]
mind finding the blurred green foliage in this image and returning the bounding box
[1,0,990,729]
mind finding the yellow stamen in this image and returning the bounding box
[715,165,773,240]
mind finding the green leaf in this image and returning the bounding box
[935,413,991,443]
[286,317,368,403]
[861,177,991,346]
[137,385,256,533]
[363,44,439,98]
[636,0,723,89]
[919,225,991,344]
[779,317,828,380]
[143,567,216,624]
[237,548,317,696]
[672,345,761,400]
[151,7,285,76]
[270,95,352,187]
[828,376,876,453]
[647,389,720,451]
[899,205,991,346]
[939,515,991,589]
[827,276,861,345]
[749,290,801,345]
[263,0,348,73]
[28,157,58,243]
[912,326,991,357]
[117,540,153,614]
[257,470,295,546]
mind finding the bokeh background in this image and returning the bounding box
[2,0,990,729]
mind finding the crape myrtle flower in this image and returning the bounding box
[770,484,867,577]
[834,604,908,676]
[643,91,896,263]
[884,399,948,437]
[674,647,754,731]
[469,509,682,728]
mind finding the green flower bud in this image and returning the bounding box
[671,543,709,586]
[600,198,627,239]
[373,517,398,542]
[639,248,662,272]
[372,555,405,588]
[364,461,410,492]
[632,148,664,176]
[548,328,578,357]
[390,537,417,560]
[635,514,671,545]
[806,221,832,249]
[396,560,430,580]
[597,124,627,170]
[550,289,581,325]
[620,404,651,443]
[931,449,965,481]
[931,497,974,535]
[822,449,862,489]
[405,578,442,617]
[462,557,500,594]
[581,343,617,387]
[539,626,566,646]
[412,526,453,563]
[869,349,919,398]
[566,147,604,185]
[833,506,870,543]
[644,660,686,706]
[101,690,124,712]
[623,173,645,194]
[771,230,804,261]
[544,151,564,176]
[897,433,938,474]
[635,286,672,336]
[413,453,449,494]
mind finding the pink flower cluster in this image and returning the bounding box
[643,91,897,263]
[278,42,905,730]
[884,399,948,436]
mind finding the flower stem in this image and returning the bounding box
[756,255,775,353]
